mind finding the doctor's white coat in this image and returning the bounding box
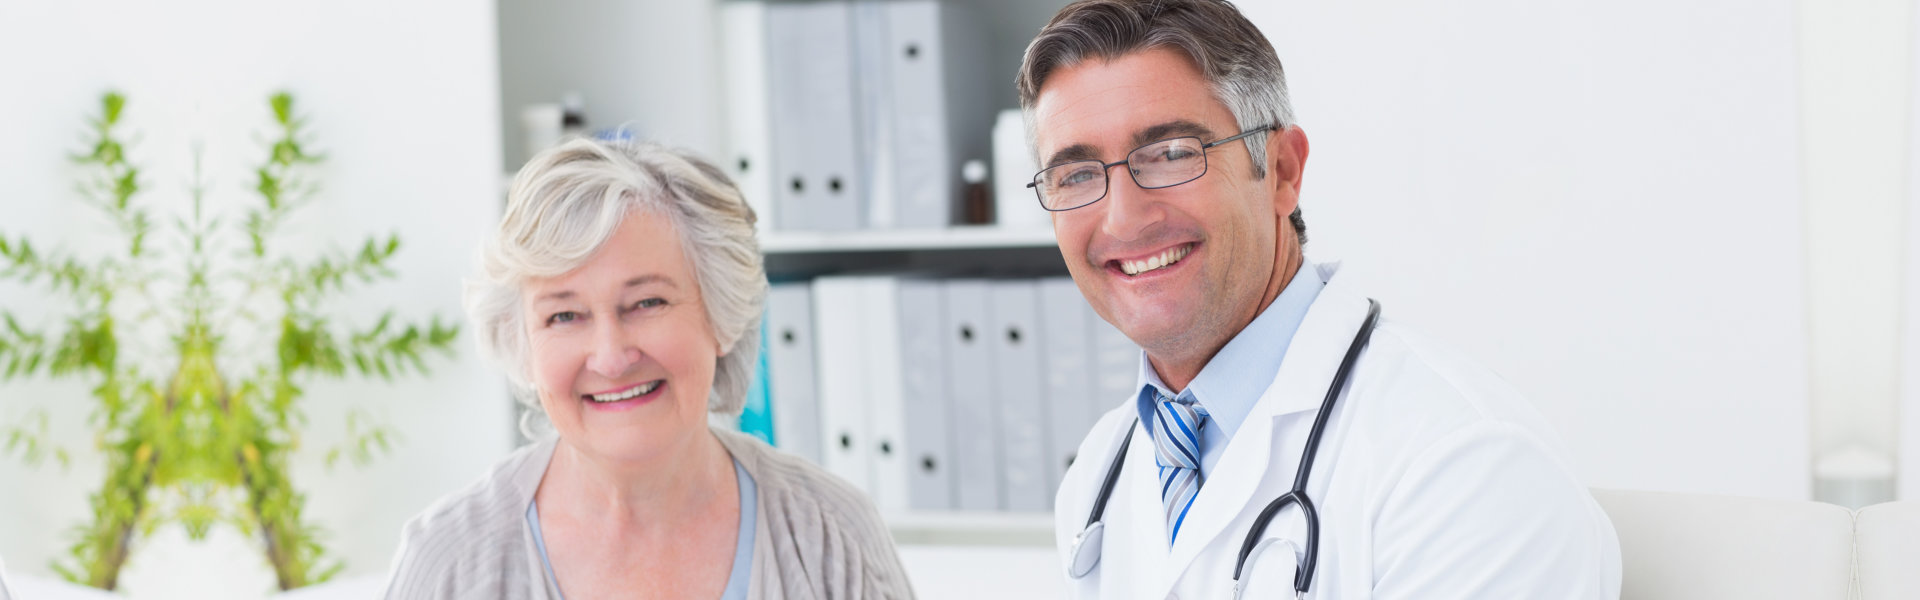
[1054,262,1622,599]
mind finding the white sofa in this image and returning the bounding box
[1853,500,1920,600]
[1594,489,1920,600]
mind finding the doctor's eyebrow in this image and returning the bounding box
[1042,119,1219,168]
[1132,120,1214,147]
[1044,143,1103,168]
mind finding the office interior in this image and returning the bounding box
[0,0,1915,598]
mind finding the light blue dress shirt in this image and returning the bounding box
[1133,259,1325,479]
[526,455,758,599]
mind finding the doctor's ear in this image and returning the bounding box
[1269,125,1309,188]
[1267,125,1309,216]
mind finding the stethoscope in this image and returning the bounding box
[1065,299,1381,600]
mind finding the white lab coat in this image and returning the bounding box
[1054,262,1622,600]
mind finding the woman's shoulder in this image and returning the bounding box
[715,429,878,525]
[382,438,555,597]
[714,429,912,598]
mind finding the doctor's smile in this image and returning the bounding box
[1105,241,1197,278]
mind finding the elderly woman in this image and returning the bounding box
[383,139,911,599]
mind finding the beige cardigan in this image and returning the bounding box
[381,428,914,599]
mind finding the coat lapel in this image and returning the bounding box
[1111,417,1172,600]
[1153,262,1374,596]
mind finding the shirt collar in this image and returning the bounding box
[1133,258,1326,438]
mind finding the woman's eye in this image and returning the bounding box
[545,311,580,326]
[630,298,667,311]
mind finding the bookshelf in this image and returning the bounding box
[497,0,1084,561]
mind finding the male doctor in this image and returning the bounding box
[1017,1,1622,598]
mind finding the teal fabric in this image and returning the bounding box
[738,320,778,445]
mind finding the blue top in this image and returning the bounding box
[526,455,759,599]
[1134,259,1325,479]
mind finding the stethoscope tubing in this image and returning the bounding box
[1232,298,1381,594]
[1069,298,1381,598]
[1085,426,1136,530]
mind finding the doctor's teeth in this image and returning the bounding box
[1121,244,1192,276]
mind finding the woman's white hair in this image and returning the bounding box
[466,138,767,437]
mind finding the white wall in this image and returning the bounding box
[1903,2,1920,501]
[1800,0,1912,499]
[0,2,511,598]
[1242,0,1814,498]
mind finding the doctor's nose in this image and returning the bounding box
[1100,168,1166,242]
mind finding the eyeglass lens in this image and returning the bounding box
[1034,137,1209,211]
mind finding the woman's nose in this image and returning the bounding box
[584,319,641,378]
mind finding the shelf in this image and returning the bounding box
[761,226,1056,254]
[886,510,1055,547]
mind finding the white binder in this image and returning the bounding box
[990,278,1050,512]
[719,1,774,233]
[993,108,1047,229]
[765,282,822,464]
[810,276,873,493]
[860,276,911,512]
[842,0,994,229]
[766,1,865,231]
[942,278,1001,510]
[1038,277,1096,491]
[895,278,955,510]
[885,0,990,229]
[851,2,897,229]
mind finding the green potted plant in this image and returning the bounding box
[0,91,458,591]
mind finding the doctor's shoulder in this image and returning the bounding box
[381,437,554,599]
[1348,321,1621,595]
[1349,320,1577,457]
[726,431,916,600]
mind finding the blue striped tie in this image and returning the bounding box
[1152,393,1207,545]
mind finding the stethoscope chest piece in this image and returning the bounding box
[1066,520,1106,578]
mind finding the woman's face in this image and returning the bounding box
[521,211,722,464]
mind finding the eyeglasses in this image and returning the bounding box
[1028,124,1279,212]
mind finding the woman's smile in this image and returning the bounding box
[581,379,666,411]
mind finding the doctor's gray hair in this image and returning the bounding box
[1016,0,1306,244]
[466,138,767,437]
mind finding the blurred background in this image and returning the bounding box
[0,0,1915,598]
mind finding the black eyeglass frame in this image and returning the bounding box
[1026,124,1281,212]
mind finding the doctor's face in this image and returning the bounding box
[1033,48,1305,381]
[521,211,723,465]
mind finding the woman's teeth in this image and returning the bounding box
[588,380,661,403]
[1120,244,1193,276]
